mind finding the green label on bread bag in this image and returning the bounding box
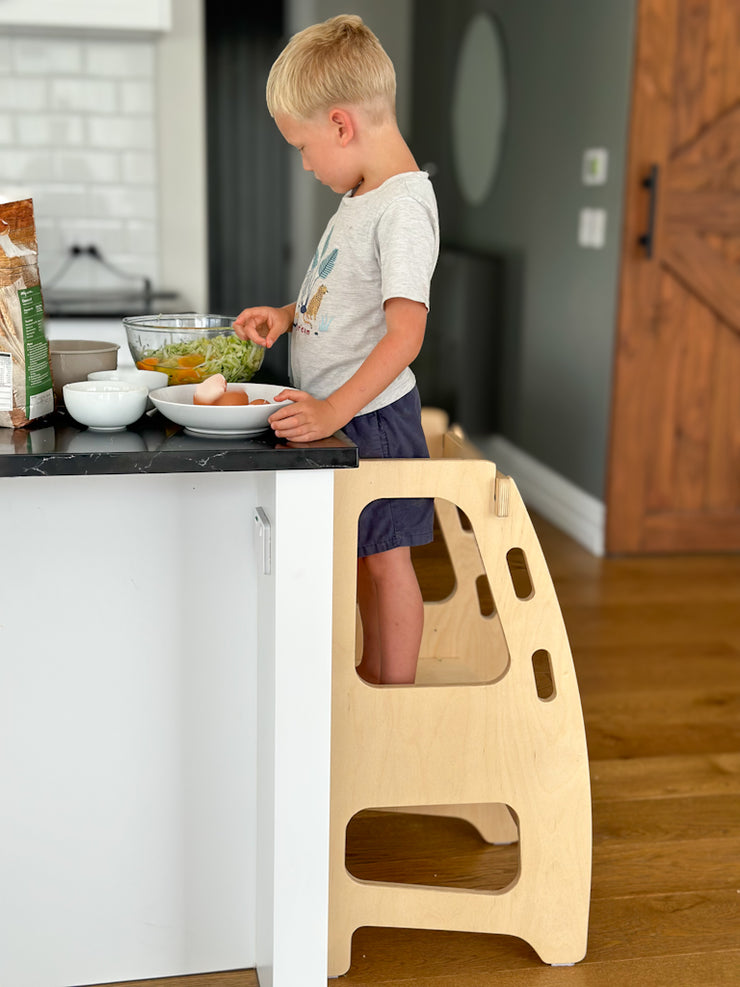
[19,286,53,405]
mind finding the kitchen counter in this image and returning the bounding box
[42,289,189,319]
[0,407,358,477]
[0,408,357,987]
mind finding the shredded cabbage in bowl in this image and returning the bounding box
[136,333,264,384]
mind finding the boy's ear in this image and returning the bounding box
[329,107,355,146]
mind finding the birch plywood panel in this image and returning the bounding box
[329,440,591,976]
[417,408,508,686]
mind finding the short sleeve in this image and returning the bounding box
[376,195,440,309]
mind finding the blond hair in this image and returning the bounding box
[266,14,396,122]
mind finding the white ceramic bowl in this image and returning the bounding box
[62,380,148,432]
[49,339,120,399]
[150,382,292,437]
[87,368,163,390]
[88,368,164,408]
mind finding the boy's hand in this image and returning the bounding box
[233,305,293,349]
[269,389,343,442]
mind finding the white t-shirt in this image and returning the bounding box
[290,171,439,416]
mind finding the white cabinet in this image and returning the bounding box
[0,0,171,34]
[0,467,335,987]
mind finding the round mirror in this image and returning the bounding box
[450,12,507,206]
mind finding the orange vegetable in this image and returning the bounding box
[169,367,205,385]
[176,353,205,368]
[137,357,159,369]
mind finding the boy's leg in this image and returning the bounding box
[358,546,424,685]
[356,557,382,684]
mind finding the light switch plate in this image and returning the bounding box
[578,208,607,248]
[582,148,608,185]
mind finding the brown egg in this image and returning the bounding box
[249,398,269,405]
[212,391,249,406]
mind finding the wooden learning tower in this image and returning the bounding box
[328,409,592,977]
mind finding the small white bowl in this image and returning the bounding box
[63,380,148,432]
[88,368,164,408]
[87,368,163,391]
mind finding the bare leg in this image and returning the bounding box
[359,546,423,685]
[356,558,382,684]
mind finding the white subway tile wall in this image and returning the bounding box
[0,35,159,295]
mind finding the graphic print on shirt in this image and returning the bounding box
[295,225,337,335]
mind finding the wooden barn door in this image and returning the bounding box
[606,0,740,553]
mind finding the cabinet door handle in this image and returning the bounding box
[638,164,659,258]
[254,506,271,575]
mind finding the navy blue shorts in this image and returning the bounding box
[342,387,434,558]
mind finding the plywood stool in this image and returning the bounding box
[328,446,592,976]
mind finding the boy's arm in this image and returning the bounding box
[269,296,427,442]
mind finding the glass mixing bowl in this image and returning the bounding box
[122,313,265,385]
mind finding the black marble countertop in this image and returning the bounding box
[0,408,358,478]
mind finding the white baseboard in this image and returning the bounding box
[475,435,606,557]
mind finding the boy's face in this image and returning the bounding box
[276,112,361,194]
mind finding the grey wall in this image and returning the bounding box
[410,0,637,499]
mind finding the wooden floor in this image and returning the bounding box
[99,513,740,987]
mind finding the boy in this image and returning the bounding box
[233,14,439,685]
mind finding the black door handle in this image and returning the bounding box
[638,164,659,258]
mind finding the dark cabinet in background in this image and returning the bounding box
[414,246,504,437]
